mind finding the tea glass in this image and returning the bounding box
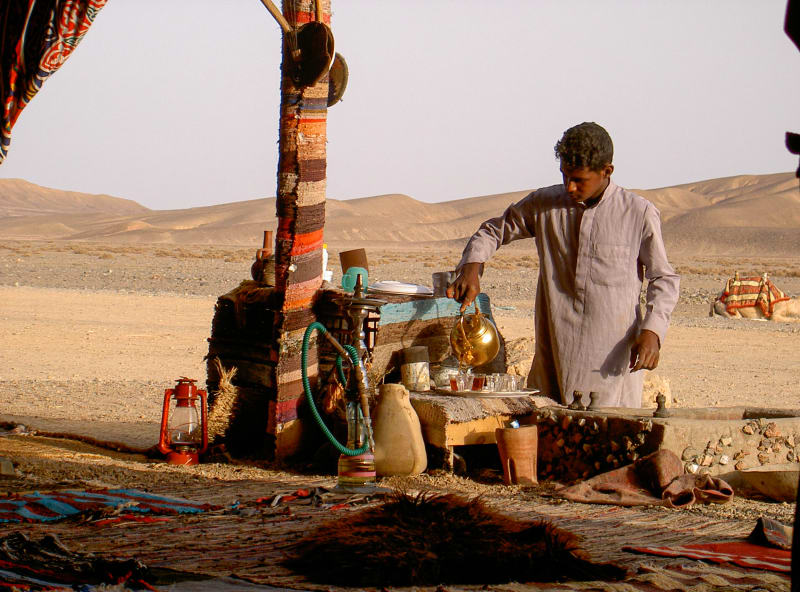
[491,373,507,392]
[471,374,486,391]
[484,374,497,391]
[511,374,526,392]
[449,370,472,392]
[436,369,458,389]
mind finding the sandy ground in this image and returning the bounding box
[0,241,798,525]
[1,242,798,428]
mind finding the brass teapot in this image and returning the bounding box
[449,311,500,368]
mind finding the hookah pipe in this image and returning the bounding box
[301,275,382,456]
[301,323,370,455]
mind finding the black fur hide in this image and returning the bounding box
[283,492,627,586]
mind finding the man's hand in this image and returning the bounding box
[630,329,660,372]
[446,262,482,313]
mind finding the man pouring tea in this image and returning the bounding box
[448,122,679,408]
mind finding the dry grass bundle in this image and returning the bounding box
[207,358,238,443]
[284,491,626,586]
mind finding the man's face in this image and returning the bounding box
[560,163,614,203]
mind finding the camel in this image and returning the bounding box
[709,272,800,322]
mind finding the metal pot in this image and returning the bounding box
[449,312,500,368]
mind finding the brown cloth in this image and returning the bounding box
[556,449,734,508]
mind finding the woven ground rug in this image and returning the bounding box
[1,480,790,591]
[0,488,220,524]
[624,540,791,573]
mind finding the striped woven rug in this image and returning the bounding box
[0,488,219,524]
[0,479,790,590]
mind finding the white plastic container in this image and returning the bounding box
[321,243,333,282]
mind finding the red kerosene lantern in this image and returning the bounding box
[158,377,208,465]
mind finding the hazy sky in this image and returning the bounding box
[1,1,798,210]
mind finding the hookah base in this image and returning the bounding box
[337,452,375,481]
[336,452,389,494]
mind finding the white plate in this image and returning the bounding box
[368,281,433,296]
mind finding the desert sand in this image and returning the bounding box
[0,174,799,526]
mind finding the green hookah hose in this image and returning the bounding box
[301,322,369,456]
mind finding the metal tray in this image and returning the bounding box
[432,387,538,398]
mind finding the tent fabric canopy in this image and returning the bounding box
[1,0,107,165]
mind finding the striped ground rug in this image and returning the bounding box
[0,488,219,524]
[0,477,791,590]
[623,540,791,573]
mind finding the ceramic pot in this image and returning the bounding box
[495,425,538,486]
[373,384,427,476]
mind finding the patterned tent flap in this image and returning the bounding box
[1,0,107,164]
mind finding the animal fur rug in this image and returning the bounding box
[284,491,626,586]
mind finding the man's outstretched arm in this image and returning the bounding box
[450,193,537,312]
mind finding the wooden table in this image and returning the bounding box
[408,390,555,471]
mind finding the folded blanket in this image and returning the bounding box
[556,449,734,508]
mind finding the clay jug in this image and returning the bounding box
[373,384,427,476]
[495,425,538,486]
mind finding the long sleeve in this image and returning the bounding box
[638,203,680,343]
[457,193,536,271]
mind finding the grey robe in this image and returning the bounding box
[458,180,679,408]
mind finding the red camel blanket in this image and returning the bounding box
[717,274,790,318]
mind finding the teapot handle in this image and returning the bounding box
[455,314,475,364]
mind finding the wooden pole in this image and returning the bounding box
[269,0,331,458]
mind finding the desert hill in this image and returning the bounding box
[636,173,800,256]
[0,178,149,218]
[0,173,797,255]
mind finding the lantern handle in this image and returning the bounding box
[157,388,174,455]
[198,389,209,456]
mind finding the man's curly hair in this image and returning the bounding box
[554,122,613,171]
